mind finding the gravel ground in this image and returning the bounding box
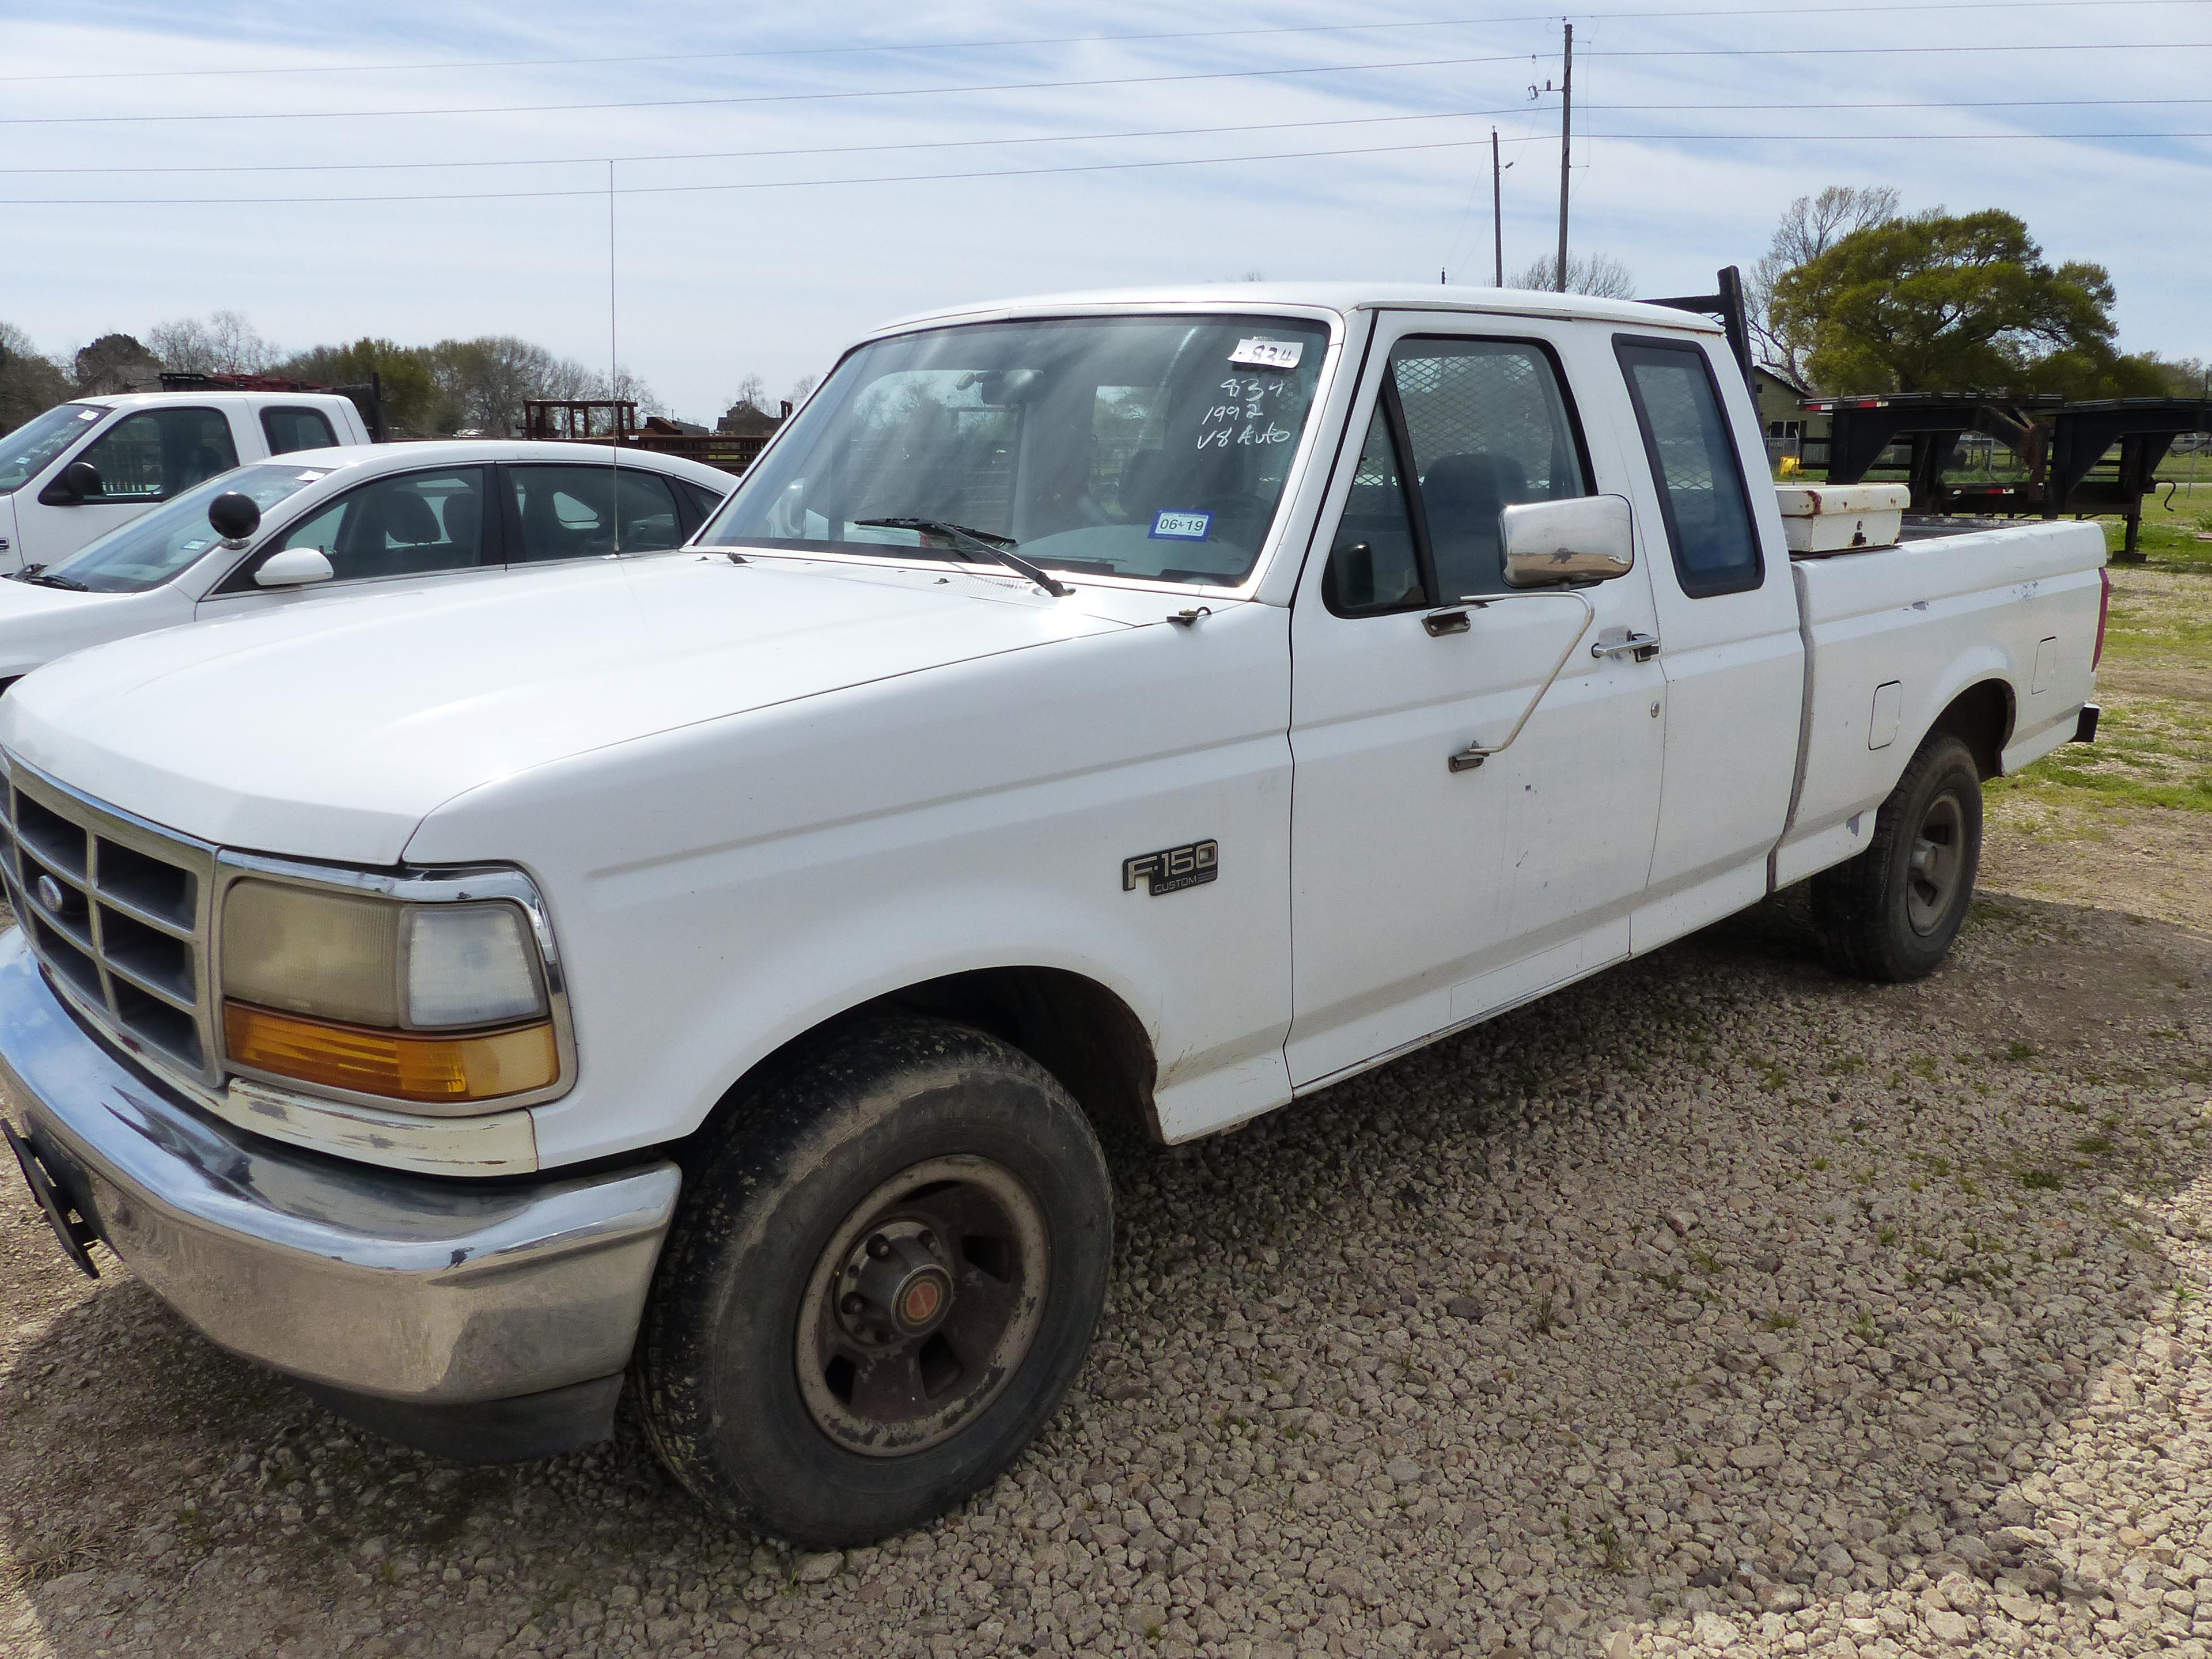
[4,860,2211,1658]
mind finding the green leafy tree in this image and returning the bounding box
[276,338,449,435]
[1748,185,1902,382]
[1772,209,2156,396]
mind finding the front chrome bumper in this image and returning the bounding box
[0,927,680,1408]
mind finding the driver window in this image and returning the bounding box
[78,407,238,503]
[268,469,489,582]
[1389,339,1589,600]
[1321,403,1427,616]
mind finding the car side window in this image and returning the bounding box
[507,465,685,562]
[1614,337,1763,599]
[77,407,238,503]
[267,469,490,584]
[260,407,338,456]
[1389,338,1590,600]
[1321,402,1427,616]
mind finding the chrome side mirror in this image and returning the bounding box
[1500,494,1635,588]
[253,547,335,588]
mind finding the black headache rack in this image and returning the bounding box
[1645,266,1759,399]
[1802,392,2212,559]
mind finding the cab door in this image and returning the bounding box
[16,406,240,565]
[1285,317,1667,1089]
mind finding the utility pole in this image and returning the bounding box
[1555,21,1573,293]
[1492,128,1506,286]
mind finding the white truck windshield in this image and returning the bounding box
[0,403,104,495]
[702,315,1331,587]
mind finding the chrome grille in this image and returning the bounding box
[0,752,219,1082]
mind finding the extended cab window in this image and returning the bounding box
[253,468,490,585]
[76,407,238,503]
[1614,338,1763,598]
[507,465,684,561]
[260,406,337,456]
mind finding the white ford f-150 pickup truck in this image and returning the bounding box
[0,286,2104,1546]
[0,391,373,571]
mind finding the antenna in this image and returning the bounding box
[1555,21,1573,294]
[608,158,620,554]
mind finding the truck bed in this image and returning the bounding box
[1774,518,2105,887]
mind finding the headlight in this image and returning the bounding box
[219,877,560,1106]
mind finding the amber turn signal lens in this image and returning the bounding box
[223,1002,558,1104]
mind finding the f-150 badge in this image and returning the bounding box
[1123,840,1218,896]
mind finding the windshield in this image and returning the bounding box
[0,403,104,494]
[44,463,331,593]
[701,313,1332,587]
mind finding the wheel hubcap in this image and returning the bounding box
[1906,791,1965,937]
[796,1155,1048,1457]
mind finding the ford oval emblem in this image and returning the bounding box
[35,874,63,914]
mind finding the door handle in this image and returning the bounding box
[1590,629,1660,662]
[1423,608,1470,637]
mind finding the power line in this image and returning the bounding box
[3,127,2203,210]
[3,39,2205,127]
[10,97,2209,177]
[0,0,2196,85]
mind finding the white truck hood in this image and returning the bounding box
[0,553,1144,865]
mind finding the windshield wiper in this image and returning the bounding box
[853,517,1072,598]
[25,570,88,590]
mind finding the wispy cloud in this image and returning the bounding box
[3,1,2204,416]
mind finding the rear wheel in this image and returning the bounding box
[635,1016,1112,1546]
[1812,730,1983,982]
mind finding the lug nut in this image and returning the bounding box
[919,1230,937,1251]
[867,1234,891,1260]
[842,1293,865,1316]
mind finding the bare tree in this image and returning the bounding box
[148,309,276,375]
[786,373,818,410]
[1508,251,1636,299]
[1748,185,1903,384]
[0,321,73,428]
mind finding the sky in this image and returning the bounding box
[2,0,2207,422]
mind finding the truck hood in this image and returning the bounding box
[0,553,1144,864]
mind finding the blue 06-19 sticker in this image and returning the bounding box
[1150,510,1212,541]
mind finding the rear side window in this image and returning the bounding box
[506,465,686,562]
[675,478,729,531]
[261,406,337,456]
[1614,338,1763,599]
[76,406,238,502]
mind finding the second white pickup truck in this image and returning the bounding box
[0,285,2104,1546]
[0,391,372,571]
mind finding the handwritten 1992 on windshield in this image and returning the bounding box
[1198,377,1296,449]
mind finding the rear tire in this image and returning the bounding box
[1812,730,1983,982]
[635,1016,1112,1547]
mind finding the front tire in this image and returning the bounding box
[635,1016,1112,1547]
[1812,730,1983,982]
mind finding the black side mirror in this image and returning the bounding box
[40,460,104,506]
[207,491,263,545]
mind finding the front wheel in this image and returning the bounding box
[635,1016,1112,1546]
[1812,729,1984,982]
